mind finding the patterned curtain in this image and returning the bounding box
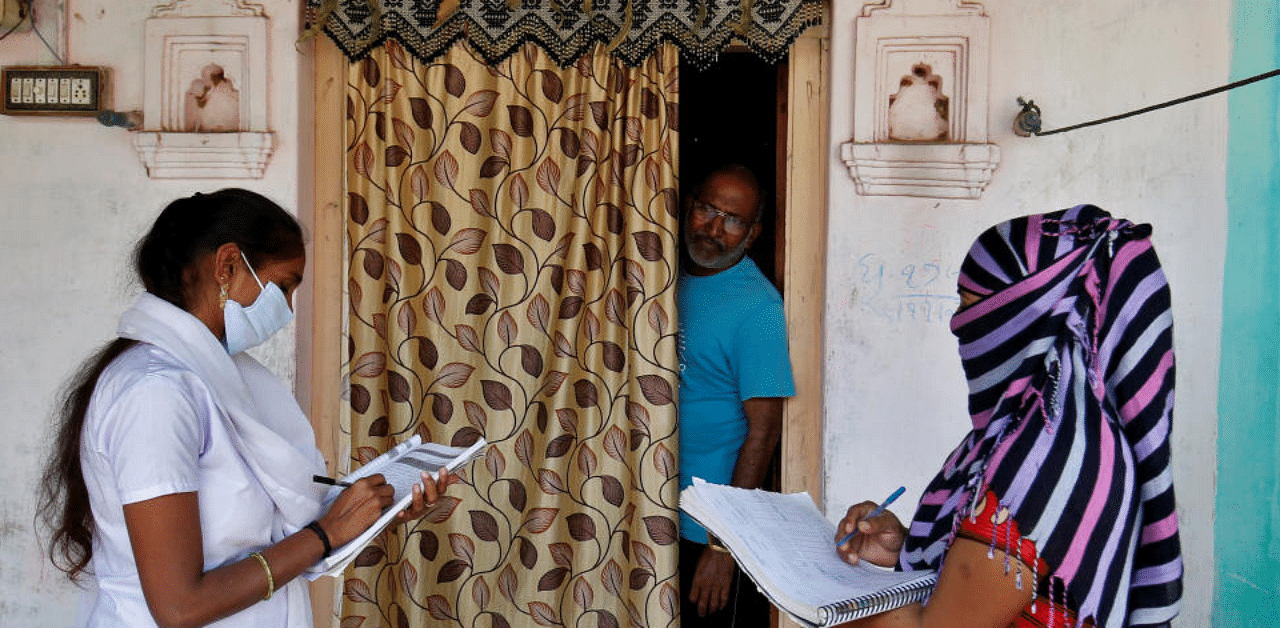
[340,39,681,628]
[305,0,823,69]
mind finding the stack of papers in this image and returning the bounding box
[305,436,487,578]
[680,479,937,626]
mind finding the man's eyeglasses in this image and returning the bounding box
[691,201,753,235]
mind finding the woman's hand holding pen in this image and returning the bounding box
[835,500,908,568]
[312,470,459,549]
[317,475,396,547]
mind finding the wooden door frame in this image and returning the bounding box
[778,26,828,500]
[301,29,828,627]
[301,35,347,627]
[775,24,829,628]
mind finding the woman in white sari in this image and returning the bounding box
[39,189,452,628]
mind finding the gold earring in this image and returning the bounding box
[219,280,229,309]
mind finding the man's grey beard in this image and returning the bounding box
[683,226,750,270]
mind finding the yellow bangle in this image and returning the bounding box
[706,537,731,554]
[250,551,274,601]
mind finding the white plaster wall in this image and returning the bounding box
[822,2,1226,626]
[0,1,305,624]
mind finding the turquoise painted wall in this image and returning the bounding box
[1217,1,1280,624]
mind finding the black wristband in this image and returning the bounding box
[305,520,332,558]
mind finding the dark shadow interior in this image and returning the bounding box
[679,52,781,285]
[679,53,786,500]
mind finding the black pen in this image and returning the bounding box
[312,474,353,488]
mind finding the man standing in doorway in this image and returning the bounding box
[678,165,795,627]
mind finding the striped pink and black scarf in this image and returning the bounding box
[900,205,1182,628]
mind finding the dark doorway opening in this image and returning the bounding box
[679,53,789,507]
[679,52,783,286]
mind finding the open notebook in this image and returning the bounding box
[680,479,937,627]
[304,435,486,578]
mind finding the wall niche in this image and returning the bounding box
[133,0,274,179]
[841,0,999,199]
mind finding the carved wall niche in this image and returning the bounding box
[133,0,274,179]
[841,0,1000,199]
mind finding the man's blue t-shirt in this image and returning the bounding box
[678,257,795,543]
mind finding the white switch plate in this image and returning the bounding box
[1,65,106,115]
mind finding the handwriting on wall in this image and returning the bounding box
[854,253,961,325]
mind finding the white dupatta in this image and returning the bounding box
[116,293,326,625]
[117,292,326,529]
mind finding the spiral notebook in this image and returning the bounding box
[304,435,487,579]
[680,479,937,627]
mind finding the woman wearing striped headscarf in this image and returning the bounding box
[835,205,1182,628]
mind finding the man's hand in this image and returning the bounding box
[688,395,779,618]
[688,545,737,617]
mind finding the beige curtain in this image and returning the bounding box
[340,39,681,628]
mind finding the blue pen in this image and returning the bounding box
[837,486,906,547]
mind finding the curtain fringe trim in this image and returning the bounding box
[305,1,823,70]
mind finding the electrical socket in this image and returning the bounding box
[70,78,91,105]
[1,66,107,115]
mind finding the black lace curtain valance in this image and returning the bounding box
[304,0,823,69]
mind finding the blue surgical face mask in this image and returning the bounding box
[223,251,294,354]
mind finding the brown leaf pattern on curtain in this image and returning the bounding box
[343,39,680,628]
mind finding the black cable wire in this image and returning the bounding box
[29,2,65,64]
[1030,67,1280,136]
[0,1,65,62]
[0,0,31,42]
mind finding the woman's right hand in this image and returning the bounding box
[316,474,396,546]
[835,501,907,568]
